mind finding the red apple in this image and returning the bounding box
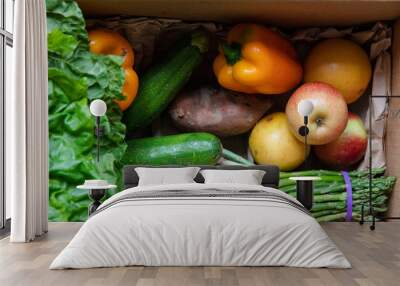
[286,82,348,145]
[314,112,367,169]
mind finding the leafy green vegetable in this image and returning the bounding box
[47,0,126,221]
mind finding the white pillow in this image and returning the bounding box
[200,169,266,185]
[135,167,200,186]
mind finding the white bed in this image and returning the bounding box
[50,181,351,269]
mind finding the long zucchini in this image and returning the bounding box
[123,30,209,132]
[124,133,222,165]
[123,132,253,166]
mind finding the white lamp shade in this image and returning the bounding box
[90,99,107,117]
[297,100,314,117]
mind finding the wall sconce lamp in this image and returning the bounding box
[89,99,107,162]
[289,99,320,210]
[78,99,115,216]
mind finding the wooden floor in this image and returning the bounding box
[0,222,399,286]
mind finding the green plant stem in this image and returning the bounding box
[222,148,253,166]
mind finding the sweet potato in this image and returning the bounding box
[168,86,273,137]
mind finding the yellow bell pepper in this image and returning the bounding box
[89,29,139,111]
[213,24,303,95]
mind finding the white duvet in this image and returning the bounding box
[50,183,351,269]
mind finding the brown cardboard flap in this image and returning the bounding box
[77,0,400,28]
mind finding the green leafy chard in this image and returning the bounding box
[46,0,127,221]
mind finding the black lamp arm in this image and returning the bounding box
[95,116,105,137]
[298,115,309,137]
[298,115,310,170]
[94,116,105,162]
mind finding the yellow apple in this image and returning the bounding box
[249,112,309,171]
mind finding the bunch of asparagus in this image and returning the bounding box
[279,168,396,222]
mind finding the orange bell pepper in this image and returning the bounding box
[89,29,139,111]
[213,24,302,95]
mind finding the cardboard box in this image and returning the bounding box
[77,0,400,217]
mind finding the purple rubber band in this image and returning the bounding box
[341,171,353,221]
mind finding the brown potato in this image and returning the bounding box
[169,86,273,137]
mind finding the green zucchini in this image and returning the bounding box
[123,29,209,132]
[124,133,222,165]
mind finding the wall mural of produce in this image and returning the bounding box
[46,0,396,222]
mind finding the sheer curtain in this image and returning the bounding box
[7,0,48,242]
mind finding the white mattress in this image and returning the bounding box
[50,183,351,269]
